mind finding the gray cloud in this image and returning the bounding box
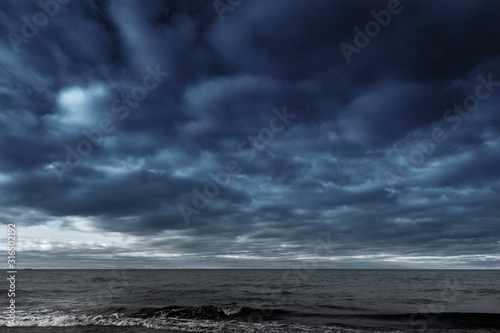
[0,0,499,268]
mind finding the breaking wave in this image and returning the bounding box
[1,305,499,332]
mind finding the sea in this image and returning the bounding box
[1,269,499,332]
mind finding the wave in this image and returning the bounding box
[1,306,499,332]
[0,308,374,332]
[134,305,294,321]
[90,277,128,283]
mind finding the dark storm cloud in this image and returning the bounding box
[0,0,499,268]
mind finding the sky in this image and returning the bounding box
[0,0,499,269]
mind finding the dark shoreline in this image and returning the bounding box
[3,326,500,333]
[3,328,180,333]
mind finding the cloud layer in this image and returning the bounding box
[1,0,499,268]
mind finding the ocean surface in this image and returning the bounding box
[1,269,499,332]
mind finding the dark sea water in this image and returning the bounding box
[1,269,499,332]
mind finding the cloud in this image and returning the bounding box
[0,0,499,268]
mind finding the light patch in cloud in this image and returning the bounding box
[54,84,107,127]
